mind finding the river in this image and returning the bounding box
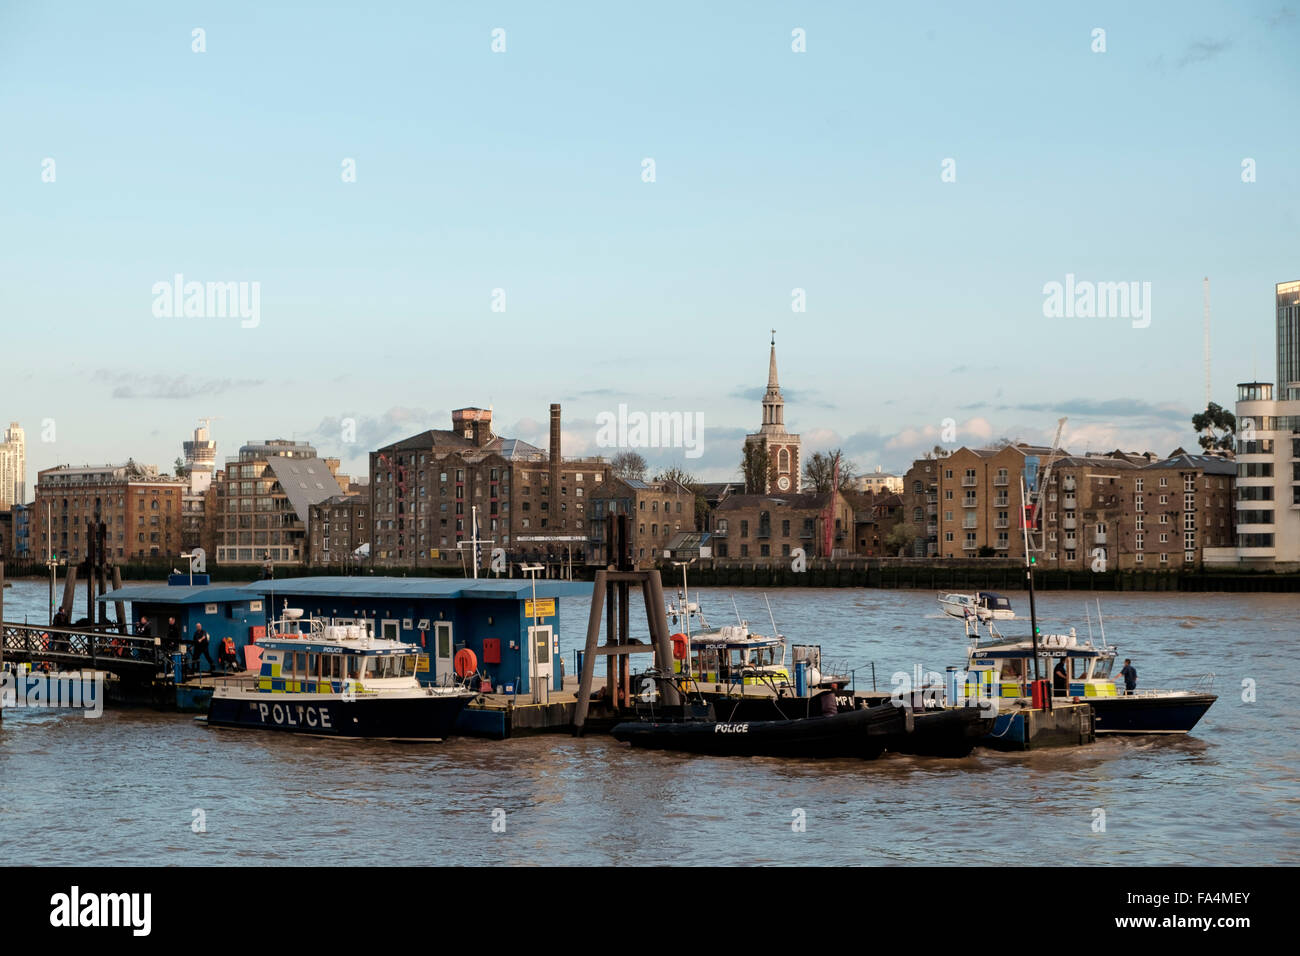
[1,578,1295,865]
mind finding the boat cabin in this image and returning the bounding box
[963,631,1118,701]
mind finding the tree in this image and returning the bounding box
[173,457,189,478]
[1192,402,1236,453]
[884,522,919,556]
[803,449,857,494]
[611,450,648,481]
[740,442,770,494]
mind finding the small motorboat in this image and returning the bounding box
[611,700,909,759]
[938,591,1015,621]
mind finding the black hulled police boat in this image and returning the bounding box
[206,609,475,740]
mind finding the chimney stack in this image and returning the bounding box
[549,404,562,526]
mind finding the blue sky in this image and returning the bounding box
[2,1,1298,487]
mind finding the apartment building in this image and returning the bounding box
[212,440,345,566]
[34,461,185,562]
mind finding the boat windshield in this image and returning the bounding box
[1092,658,1113,679]
[364,655,417,679]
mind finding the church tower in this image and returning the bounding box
[744,333,801,493]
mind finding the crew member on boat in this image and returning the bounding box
[1120,658,1137,695]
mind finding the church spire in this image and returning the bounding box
[768,329,779,390]
[761,331,785,432]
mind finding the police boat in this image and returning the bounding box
[960,617,1217,736]
[205,609,475,740]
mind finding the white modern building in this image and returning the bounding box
[0,422,25,509]
[1206,281,1300,570]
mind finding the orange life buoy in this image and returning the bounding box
[671,633,689,660]
[454,647,478,678]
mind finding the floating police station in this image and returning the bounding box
[98,575,592,736]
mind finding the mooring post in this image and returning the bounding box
[60,565,78,621]
[1,560,6,724]
[573,570,607,734]
[644,571,681,707]
[112,566,126,633]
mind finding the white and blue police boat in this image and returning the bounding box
[961,622,1217,736]
[205,609,475,740]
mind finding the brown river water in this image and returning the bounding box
[1,579,1295,865]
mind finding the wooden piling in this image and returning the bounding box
[60,565,78,620]
[112,566,126,633]
[1,560,5,723]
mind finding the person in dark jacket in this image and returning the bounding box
[191,624,213,672]
[1053,658,1069,697]
[817,683,841,717]
[1120,659,1137,695]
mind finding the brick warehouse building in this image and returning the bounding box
[587,476,697,568]
[34,461,185,562]
[711,490,854,562]
[902,443,1235,569]
[368,404,610,570]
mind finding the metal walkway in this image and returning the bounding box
[2,622,163,676]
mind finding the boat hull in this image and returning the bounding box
[892,706,995,757]
[611,703,907,759]
[1088,693,1217,735]
[206,692,474,740]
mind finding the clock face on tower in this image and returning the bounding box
[776,475,791,491]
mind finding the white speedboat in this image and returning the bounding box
[938,591,1016,621]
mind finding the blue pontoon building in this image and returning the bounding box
[97,582,268,655]
[242,577,592,696]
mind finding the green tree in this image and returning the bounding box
[884,522,919,556]
[1192,402,1236,452]
[740,442,770,494]
[803,449,857,494]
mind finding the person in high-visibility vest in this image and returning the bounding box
[217,636,241,672]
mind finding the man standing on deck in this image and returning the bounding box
[191,623,213,673]
[1120,659,1137,695]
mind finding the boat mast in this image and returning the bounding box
[1019,476,1042,686]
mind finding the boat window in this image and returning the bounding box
[1093,659,1113,679]
[282,653,296,678]
[295,652,308,676]
[999,658,1025,680]
[401,655,417,677]
[306,653,318,677]
[1071,658,1091,679]
[347,656,361,680]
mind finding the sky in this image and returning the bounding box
[2,1,1298,489]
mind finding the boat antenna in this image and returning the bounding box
[764,592,778,637]
[1019,476,1042,685]
[1084,603,1094,645]
[1096,598,1107,647]
[731,595,742,626]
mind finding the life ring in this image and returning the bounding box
[454,647,478,678]
[670,633,689,660]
